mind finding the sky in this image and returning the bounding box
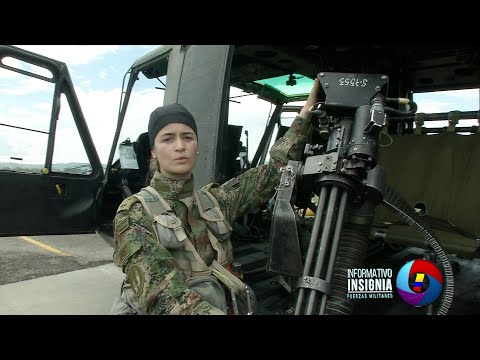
[2,45,164,165]
[1,45,479,167]
[0,45,280,166]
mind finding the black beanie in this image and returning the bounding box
[148,103,197,148]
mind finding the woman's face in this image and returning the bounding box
[151,122,198,179]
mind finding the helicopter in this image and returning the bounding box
[1,44,479,314]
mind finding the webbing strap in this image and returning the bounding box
[194,190,224,220]
[182,237,211,272]
[195,190,228,234]
[210,260,247,295]
[144,186,173,212]
[132,194,153,217]
[135,186,240,290]
[206,229,227,264]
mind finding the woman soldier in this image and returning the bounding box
[111,78,320,315]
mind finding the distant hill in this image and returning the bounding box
[0,162,106,175]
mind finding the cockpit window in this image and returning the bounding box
[413,88,479,135]
[254,73,314,99]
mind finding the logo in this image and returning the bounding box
[346,268,393,300]
[396,259,443,307]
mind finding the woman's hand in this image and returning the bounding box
[299,77,320,120]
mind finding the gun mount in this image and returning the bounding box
[268,72,454,315]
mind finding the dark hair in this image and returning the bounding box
[148,103,197,148]
[145,157,159,186]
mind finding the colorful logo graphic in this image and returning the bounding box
[396,259,444,307]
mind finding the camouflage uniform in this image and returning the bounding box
[113,115,310,314]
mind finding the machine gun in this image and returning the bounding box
[267,72,455,315]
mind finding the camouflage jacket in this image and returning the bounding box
[113,115,311,314]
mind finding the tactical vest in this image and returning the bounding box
[123,185,254,314]
[134,185,234,276]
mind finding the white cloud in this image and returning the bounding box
[98,70,108,80]
[0,69,53,96]
[74,85,162,164]
[76,84,277,165]
[13,45,122,66]
[228,94,272,160]
[441,88,478,101]
[415,88,479,113]
[0,126,48,163]
[414,89,479,129]
[416,100,454,114]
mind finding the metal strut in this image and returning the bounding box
[294,186,349,314]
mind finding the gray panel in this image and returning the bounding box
[165,45,231,189]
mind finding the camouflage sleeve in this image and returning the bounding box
[113,198,224,315]
[212,115,311,223]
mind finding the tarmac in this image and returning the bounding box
[0,263,124,315]
[1,236,478,315]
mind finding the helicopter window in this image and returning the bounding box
[51,93,92,175]
[114,74,166,167]
[0,60,54,173]
[0,57,93,175]
[413,88,479,135]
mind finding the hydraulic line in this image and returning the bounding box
[382,184,454,315]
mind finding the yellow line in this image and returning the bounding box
[19,236,71,256]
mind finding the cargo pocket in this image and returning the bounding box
[154,213,187,250]
[203,207,232,241]
[186,275,228,313]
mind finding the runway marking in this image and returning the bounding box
[19,236,71,256]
